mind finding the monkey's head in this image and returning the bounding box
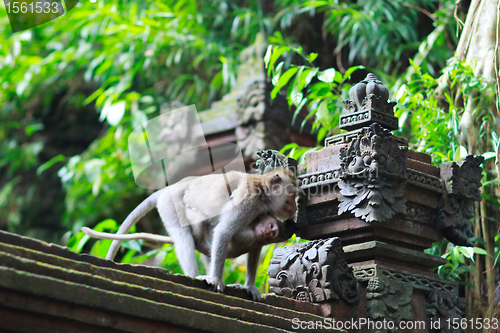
[253,215,298,245]
[254,215,281,244]
[266,168,299,221]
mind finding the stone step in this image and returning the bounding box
[0,266,292,333]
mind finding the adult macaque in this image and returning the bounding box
[100,168,298,300]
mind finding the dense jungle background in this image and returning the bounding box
[1,0,500,322]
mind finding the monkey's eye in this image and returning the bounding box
[269,223,273,229]
[271,231,277,238]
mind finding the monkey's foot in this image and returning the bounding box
[197,275,225,293]
[227,283,261,301]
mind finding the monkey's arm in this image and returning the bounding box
[227,246,262,301]
[82,227,174,244]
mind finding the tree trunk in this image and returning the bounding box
[454,0,500,322]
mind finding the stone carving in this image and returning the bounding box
[354,265,457,294]
[254,149,297,175]
[407,168,446,193]
[340,73,398,131]
[436,155,484,246]
[337,123,408,222]
[365,277,413,332]
[405,204,434,224]
[299,170,340,188]
[306,204,339,224]
[427,291,466,333]
[267,237,359,304]
[236,81,290,158]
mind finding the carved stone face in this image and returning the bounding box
[330,266,360,304]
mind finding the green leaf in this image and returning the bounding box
[300,68,319,90]
[272,62,284,86]
[472,247,489,256]
[307,52,318,63]
[482,152,496,160]
[271,67,298,99]
[291,66,304,107]
[267,46,290,76]
[454,145,468,161]
[264,44,273,69]
[292,98,308,125]
[280,142,299,154]
[317,68,337,83]
[122,239,144,252]
[316,100,332,130]
[37,154,66,176]
[25,123,44,137]
[457,246,474,260]
[343,65,365,80]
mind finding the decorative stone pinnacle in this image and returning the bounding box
[340,73,398,131]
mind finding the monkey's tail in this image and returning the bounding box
[82,227,174,244]
[106,190,162,260]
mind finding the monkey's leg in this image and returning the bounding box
[166,226,199,277]
[157,186,199,277]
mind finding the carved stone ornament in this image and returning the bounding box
[340,73,398,131]
[427,291,466,333]
[338,123,408,222]
[267,237,359,304]
[236,81,290,158]
[255,149,297,175]
[365,277,413,333]
[436,155,484,246]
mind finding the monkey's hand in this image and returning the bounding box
[197,275,225,293]
[227,283,262,301]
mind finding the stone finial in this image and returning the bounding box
[340,73,398,131]
[255,149,297,175]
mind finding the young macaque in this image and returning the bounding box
[82,214,282,257]
[100,168,298,301]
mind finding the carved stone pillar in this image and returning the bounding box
[267,73,482,332]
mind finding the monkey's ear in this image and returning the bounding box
[270,174,282,185]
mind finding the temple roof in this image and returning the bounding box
[0,230,343,333]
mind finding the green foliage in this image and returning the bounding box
[395,57,494,164]
[294,0,456,74]
[265,42,364,161]
[425,240,489,282]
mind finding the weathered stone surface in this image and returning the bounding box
[0,230,344,333]
[407,158,440,177]
[427,291,466,333]
[407,150,432,164]
[300,145,345,175]
[343,241,447,270]
[268,238,359,305]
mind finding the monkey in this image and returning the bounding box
[102,168,298,300]
[82,214,283,258]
